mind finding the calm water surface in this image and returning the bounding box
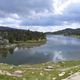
[0,35,80,65]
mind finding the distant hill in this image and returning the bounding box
[47,28,80,35]
[0,26,46,43]
[0,26,17,30]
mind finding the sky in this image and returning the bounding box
[0,0,80,32]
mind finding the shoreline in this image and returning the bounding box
[0,39,46,48]
[0,61,80,80]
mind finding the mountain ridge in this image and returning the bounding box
[46,28,80,35]
[0,26,17,30]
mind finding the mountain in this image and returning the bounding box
[0,26,17,30]
[47,28,80,35]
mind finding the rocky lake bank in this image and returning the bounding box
[0,61,80,80]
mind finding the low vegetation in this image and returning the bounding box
[48,28,80,39]
[0,27,46,44]
[0,61,80,80]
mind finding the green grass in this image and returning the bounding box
[15,39,46,48]
[0,75,22,80]
[0,39,46,49]
[0,61,80,80]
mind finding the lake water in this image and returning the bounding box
[0,35,80,65]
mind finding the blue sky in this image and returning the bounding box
[0,0,80,32]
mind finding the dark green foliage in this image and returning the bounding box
[52,28,80,36]
[0,27,46,43]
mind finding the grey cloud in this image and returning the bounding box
[0,0,80,27]
[0,0,53,16]
[21,13,80,26]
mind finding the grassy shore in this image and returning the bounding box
[0,61,80,80]
[15,39,46,48]
[0,39,46,49]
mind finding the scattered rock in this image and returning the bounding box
[47,66,53,69]
[0,70,23,77]
[64,72,80,80]
[14,70,23,74]
[0,70,5,75]
[44,68,52,71]
[0,70,11,76]
[6,71,12,76]
[59,72,65,77]
[40,72,43,76]
[10,66,14,69]
[44,66,53,71]
[13,70,23,77]
[23,78,26,80]
[32,72,34,74]
[52,77,56,80]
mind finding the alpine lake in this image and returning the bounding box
[0,35,80,65]
[0,35,80,80]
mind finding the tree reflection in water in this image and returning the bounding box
[0,48,14,58]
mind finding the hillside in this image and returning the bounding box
[51,28,80,35]
[0,26,17,30]
[0,26,46,44]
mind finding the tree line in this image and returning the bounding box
[0,29,46,43]
[52,28,80,36]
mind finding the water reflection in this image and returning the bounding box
[9,47,53,65]
[0,48,14,58]
[0,35,80,65]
